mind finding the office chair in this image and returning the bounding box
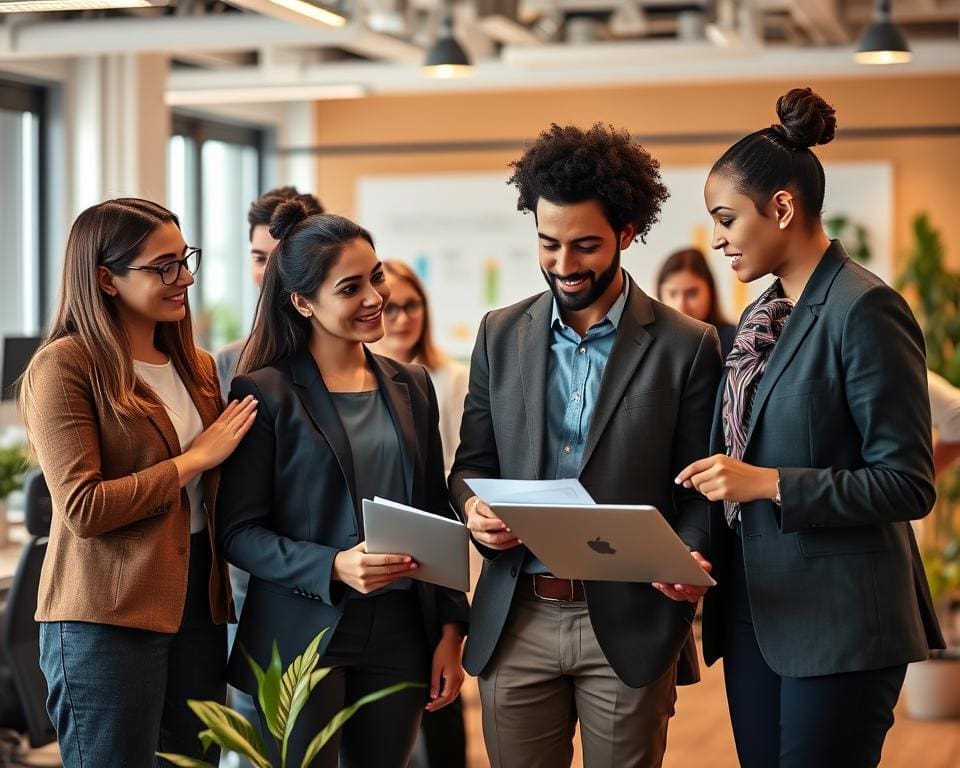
[0,467,55,748]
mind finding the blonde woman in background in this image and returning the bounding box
[372,259,470,768]
[374,260,469,473]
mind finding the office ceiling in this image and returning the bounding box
[1,1,959,97]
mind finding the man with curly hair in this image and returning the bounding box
[449,124,722,767]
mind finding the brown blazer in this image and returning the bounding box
[28,336,233,633]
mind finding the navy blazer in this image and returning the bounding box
[701,241,945,677]
[218,349,469,692]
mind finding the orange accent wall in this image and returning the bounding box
[312,74,960,271]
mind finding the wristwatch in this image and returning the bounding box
[772,471,782,507]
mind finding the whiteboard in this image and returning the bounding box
[358,163,892,359]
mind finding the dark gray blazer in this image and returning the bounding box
[450,275,722,689]
[701,242,945,677]
[218,349,469,693]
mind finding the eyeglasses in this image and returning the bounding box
[125,247,201,286]
[383,299,424,319]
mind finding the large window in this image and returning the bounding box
[0,80,45,339]
[167,116,263,352]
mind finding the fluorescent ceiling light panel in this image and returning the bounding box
[166,83,366,105]
[0,0,164,10]
[267,0,346,27]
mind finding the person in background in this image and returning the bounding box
[656,247,737,359]
[20,198,257,766]
[371,259,469,768]
[373,260,469,473]
[215,186,324,396]
[218,202,469,768]
[929,369,960,476]
[678,87,944,768]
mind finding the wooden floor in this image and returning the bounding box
[462,644,960,768]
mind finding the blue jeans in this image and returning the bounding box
[39,533,227,768]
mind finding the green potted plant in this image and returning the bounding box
[897,213,960,719]
[0,442,28,546]
[157,629,421,767]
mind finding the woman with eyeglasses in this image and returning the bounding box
[374,261,469,474]
[19,198,258,767]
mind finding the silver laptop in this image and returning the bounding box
[490,503,715,586]
[362,497,470,592]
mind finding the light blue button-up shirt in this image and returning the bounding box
[524,276,630,574]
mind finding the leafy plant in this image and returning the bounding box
[0,443,28,500]
[824,213,872,264]
[897,213,960,644]
[157,630,421,768]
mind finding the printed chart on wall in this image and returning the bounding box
[357,163,892,359]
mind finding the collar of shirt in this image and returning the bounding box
[550,270,631,338]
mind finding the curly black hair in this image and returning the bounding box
[507,123,669,243]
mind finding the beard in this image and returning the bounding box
[542,248,621,313]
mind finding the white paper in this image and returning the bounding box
[372,496,466,528]
[464,478,596,505]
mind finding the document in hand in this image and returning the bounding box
[464,477,596,505]
[362,497,470,592]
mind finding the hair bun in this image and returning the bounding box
[775,87,836,148]
[269,199,311,241]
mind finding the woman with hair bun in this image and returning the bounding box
[675,88,944,767]
[217,202,468,768]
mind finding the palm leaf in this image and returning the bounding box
[244,641,284,741]
[278,630,329,766]
[185,700,272,768]
[154,754,217,768]
[300,682,423,768]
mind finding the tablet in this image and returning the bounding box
[490,503,715,587]
[362,497,470,592]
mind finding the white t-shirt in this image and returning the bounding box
[929,370,960,442]
[134,359,207,533]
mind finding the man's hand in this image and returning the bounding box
[464,495,522,551]
[675,454,779,503]
[652,551,713,603]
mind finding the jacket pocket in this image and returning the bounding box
[623,388,678,410]
[797,526,886,557]
[770,378,835,400]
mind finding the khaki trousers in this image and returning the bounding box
[478,580,677,768]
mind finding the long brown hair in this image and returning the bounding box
[656,247,728,327]
[20,198,216,430]
[382,260,447,371]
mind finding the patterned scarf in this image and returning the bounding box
[722,282,795,526]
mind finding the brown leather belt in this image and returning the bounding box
[532,575,586,602]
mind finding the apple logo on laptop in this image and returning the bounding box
[587,537,616,555]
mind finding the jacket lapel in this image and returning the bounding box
[368,351,416,504]
[743,241,849,450]
[518,292,553,478]
[288,350,362,528]
[580,278,655,472]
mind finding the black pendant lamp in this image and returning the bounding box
[423,11,473,78]
[855,0,912,64]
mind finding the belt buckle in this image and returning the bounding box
[533,575,574,602]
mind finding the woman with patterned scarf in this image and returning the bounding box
[673,88,944,768]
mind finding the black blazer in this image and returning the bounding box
[218,349,469,692]
[701,242,945,677]
[450,275,721,689]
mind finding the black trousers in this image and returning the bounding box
[258,589,430,768]
[722,530,906,768]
